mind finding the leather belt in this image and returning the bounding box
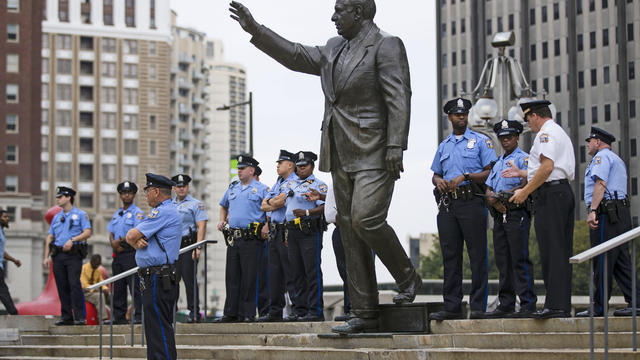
[539,179,569,190]
[138,264,176,277]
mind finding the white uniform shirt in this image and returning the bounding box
[324,185,337,224]
[527,119,575,182]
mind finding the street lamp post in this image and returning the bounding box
[216,91,254,156]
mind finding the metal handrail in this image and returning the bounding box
[93,239,217,359]
[569,225,639,360]
[88,239,216,290]
[569,226,640,263]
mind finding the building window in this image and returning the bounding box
[531,80,537,92]
[461,19,466,33]
[603,29,609,46]
[57,35,71,49]
[7,24,18,41]
[124,64,138,78]
[56,162,71,181]
[101,87,116,103]
[150,140,156,155]
[103,0,113,25]
[56,84,71,100]
[542,42,548,59]
[631,100,637,118]
[123,40,137,54]
[42,135,48,151]
[441,23,446,37]
[442,54,447,68]
[6,114,18,133]
[497,17,503,32]
[556,112,562,126]
[632,178,638,196]
[590,31,596,49]
[553,3,560,19]
[101,193,116,210]
[123,89,138,105]
[149,41,157,55]
[123,165,137,180]
[578,71,584,88]
[577,34,584,51]
[6,84,18,103]
[452,51,457,66]
[56,110,71,127]
[579,108,585,125]
[79,138,93,153]
[148,90,157,105]
[591,68,597,86]
[79,193,93,208]
[125,0,136,27]
[451,21,456,36]
[57,59,71,74]
[101,164,116,183]
[42,162,48,180]
[604,104,611,122]
[79,86,93,101]
[124,139,138,155]
[5,176,18,193]
[79,61,94,76]
[604,66,610,84]
[580,145,586,163]
[555,75,561,92]
[629,23,635,42]
[56,136,71,152]
[101,113,116,129]
[543,78,549,92]
[530,44,536,61]
[577,0,583,14]
[102,138,116,154]
[486,19,492,35]
[123,114,138,130]
[541,6,548,22]
[42,109,49,126]
[80,36,93,50]
[102,38,116,53]
[79,164,93,181]
[42,83,49,100]
[530,8,535,25]
[149,0,156,28]
[148,64,157,80]
[589,0,595,11]
[5,145,18,163]
[101,62,116,78]
[6,54,19,73]
[149,115,157,130]
[591,106,598,123]
[42,58,50,74]
[79,112,93,127]
[508,14,514,30]
[7,0,19,11]
[630,61,635,80]
[631,138,637,157]
[554,39,560,56]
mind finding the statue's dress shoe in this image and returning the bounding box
[532,308,570,319]
[393,276,423,304]
[429,310,464,321]
[614,307,640,317]
[213,315,238,323]
[484,308,513,319]
[257,313,283,322]
[331,317,378,334]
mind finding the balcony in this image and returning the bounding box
[170,65,179,75]
[192,97,204,106]
[193,122,205,131]
[178,53,192,64]
[192,71,205,82]
[179,132,193,141]
[179,106,193,115]
[170,117,179,126]
[193,147,204,155]
[170,143,177,152]
[178,79,193,90]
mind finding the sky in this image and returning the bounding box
[170,0,440,284]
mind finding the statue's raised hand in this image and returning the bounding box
[229,1,259,36]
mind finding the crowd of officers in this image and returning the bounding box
[430,97,639,320]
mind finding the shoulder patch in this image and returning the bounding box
[251,187,258,194]
[524,157,529,167]
[198,202,205,210]
[318,183,328,193]
[485,139,494,149]
[136,212,144,220]
[539,133,549,143]
[148,209,159,219]
[595,156,601,164]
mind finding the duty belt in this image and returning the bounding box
[137,264,176,277]
[285,216,326,233]
[269,223,286,232]
[593,198,630,215]
[138,264,177,291]
[447,184,475,201]
[539,179,569,190]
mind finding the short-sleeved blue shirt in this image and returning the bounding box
[134,199,182,268]
[0,228,6,270]
[284,174,328,221]
[486,147,529,192]
[431,128,498,186]
[48,207,92,247]
[267,172,299,224]
[584,148,628,205]
[107,203,145,241]
[173,195,208,237]
[219,179,268,228]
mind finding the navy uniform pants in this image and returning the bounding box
[332,227,351,314]
[142,273,178,360]
[533,182,575,313]
[0,267,17,315]
[177,250,199,320]
[256,239,269,317]
[267,227,297,317]
[112,251,142,322]
[590,206,640,312]
[287,227,323,318]
[223,237,261,319]
[437,196,489,313]
[492,208,537,312]
[52,252,85,321]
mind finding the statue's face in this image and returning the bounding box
[332,0,359,39]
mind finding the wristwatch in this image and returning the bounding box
[463,172,471,181]
[305,209,310,216]
[590,208,597,213]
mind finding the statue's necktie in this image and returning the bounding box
[334,42,350,85]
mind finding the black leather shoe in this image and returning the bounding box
[511,309,536,318]
[469,310,487,319]
[55,319,74,326]
[484,308,513,319]
[576,309,603,317]
[213,316,238,323]
[429,310,464,321]
[334,313,352,322]
[331,317,378,334]
[532,308,569,319]
[73,320,87,326]
[283,314,300,322]
[257,313,283,322]
[133,318,142,325]
[243,317,255,323]
[393,276,423,304]
[103,319,128,325]
[614,307,640,317]
[298,314,325,322]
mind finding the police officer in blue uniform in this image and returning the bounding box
[216,155,269,322]
[429,98,497,321]
[577,127,640,317]
[251,165,269,317]
[126,173,181,360]
[171,174,208,323]
[258,150,300,322]
[106,181,144,325]
[285,151,328,322]
[484,120,537,318]
[44,186,92,325]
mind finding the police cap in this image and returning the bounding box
[56,186,76,198]
[519,99,552,118]
[171,174,192,186]
[117,181,138,193]
[277,149,295,163]
[237,155,259,169]
[255,166,263,177]
[443,97,472,115]
[493,119,524,137]
[295,151,318,166]
[144,173,175,190]
[585,126,616,145]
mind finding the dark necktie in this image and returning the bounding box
[334,42,350,85]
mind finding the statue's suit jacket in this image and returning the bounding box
[251,23,411,173]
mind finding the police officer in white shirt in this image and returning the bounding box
[508,100,575,319]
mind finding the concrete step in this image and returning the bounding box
[17,331,639,350]
[0,345,639,360]
[430,317,640,334]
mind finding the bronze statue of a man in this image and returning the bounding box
[230,0,421,334]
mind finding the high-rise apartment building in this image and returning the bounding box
[436,0,639,223]
[41,0,172,257]
[169,11,210,202]
[0,0,46,304]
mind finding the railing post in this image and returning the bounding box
[194,253,198,322]
[590,258,594,360]
[99,289,103,360]
[110,282,114,359]
[129,275,134,346]
[141,299,145,346]
[633,237,637,351]
[204,244,208,321]
[604,254,609,360]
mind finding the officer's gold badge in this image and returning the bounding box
[540,133,549,143]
